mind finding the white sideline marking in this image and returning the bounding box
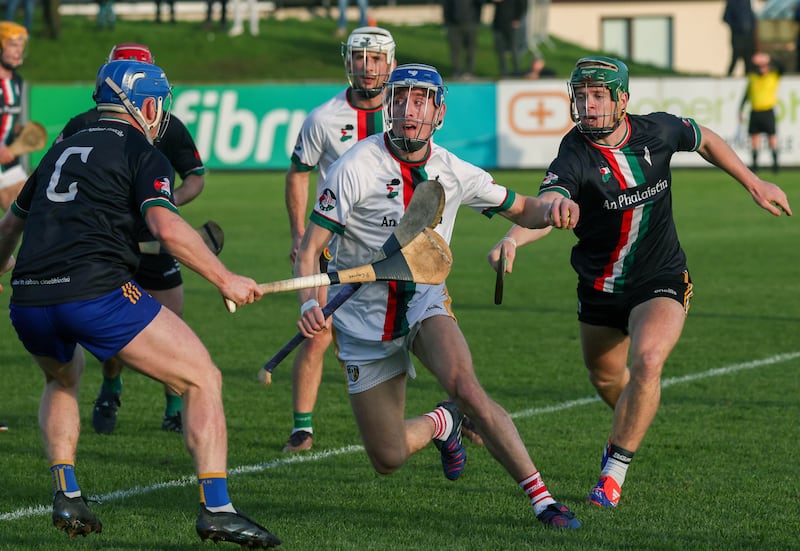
[2,353,798,522]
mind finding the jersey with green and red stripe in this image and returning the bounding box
[310,132,514,341]
[540,112,700,293]
[289,87,384,186]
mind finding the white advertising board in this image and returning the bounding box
[497,77,800,169]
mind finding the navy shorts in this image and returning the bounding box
[10,281,162,363]
[577,271,693,334]
[135,252,182,290]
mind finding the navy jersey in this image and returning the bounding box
[9,118,177,306]
[540,113,701,293]
[59,109,204,179]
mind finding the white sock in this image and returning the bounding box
[424,405,453,441]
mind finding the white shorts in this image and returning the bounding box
[0,165,27,190]
[335,294,455,394]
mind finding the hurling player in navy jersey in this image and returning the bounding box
[0,60,279,547]
[488,56,791,509]
[56,43,207,436]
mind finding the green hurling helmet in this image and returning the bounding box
[569,56,629,100]
[568,56,629,137]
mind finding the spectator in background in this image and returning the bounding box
[443,0,483,80]
[155,0,176,23]
[97,0,116,30]
[723,0,756,76]
[740,51,783,173]
[795,1,800,72]
[42,0,61,39]
[204,0,229,29]
[5,0,33,32]
[229,0,259,36]
[336,0,368,38]
[525,54,555,79]
[492,0,528,77]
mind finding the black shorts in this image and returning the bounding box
[577,270,693,334]
[135,253,182,291]
[748,109,776,136]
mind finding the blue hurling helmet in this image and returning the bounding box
[385,64,447,153]
[93,60,172,144]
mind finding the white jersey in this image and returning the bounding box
[309,133,515,342]
[290,88,385,184]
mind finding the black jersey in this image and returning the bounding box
[59,109,204,179]
[540,113,701,294]
[9,118,177,306]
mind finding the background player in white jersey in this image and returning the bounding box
[487,56,792,509]
[293,63,582,529]
[282,26,395,452]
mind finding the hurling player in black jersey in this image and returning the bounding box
[488,56,792,509]
[56,43,207,436]
[0,60,279,547]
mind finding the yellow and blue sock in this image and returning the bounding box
[51,461,81,498]
[199,473,235,513]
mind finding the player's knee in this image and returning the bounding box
[366,446,406,475]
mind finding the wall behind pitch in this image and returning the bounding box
[30,82,497,171]
[29,78,800,171]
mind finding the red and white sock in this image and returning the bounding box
[519,471,555,516]
[424,405,453,441]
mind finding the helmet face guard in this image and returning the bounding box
[108,43,154,64]
[342,26,396,98]
[384,64,447,153]
[93,60,172,144]
[568,56,629,137]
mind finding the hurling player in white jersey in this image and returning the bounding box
[487,56,792,509]
[294,64,583,529]
[282,27,396,453]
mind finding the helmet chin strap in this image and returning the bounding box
[352,87,382,100]
[387,130,428,154]
[103,76,162,145]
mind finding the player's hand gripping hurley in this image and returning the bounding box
[256,179,446,385]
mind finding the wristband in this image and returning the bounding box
[300,299,319,315]
[501,236,517,248]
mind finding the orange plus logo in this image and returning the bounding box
[507,91,573,136]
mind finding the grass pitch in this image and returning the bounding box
[0,169,798,550]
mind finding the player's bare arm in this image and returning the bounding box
[294,222,332,338]
[487,225,553,274]
[0,209,23,282]
[172,172,204,207]
[285,164,312,263]
[696,124,792,217]
[144,206,262,308]
[502,192,579,230]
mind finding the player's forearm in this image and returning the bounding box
[173,173,204,207]
[285,171,310,239]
